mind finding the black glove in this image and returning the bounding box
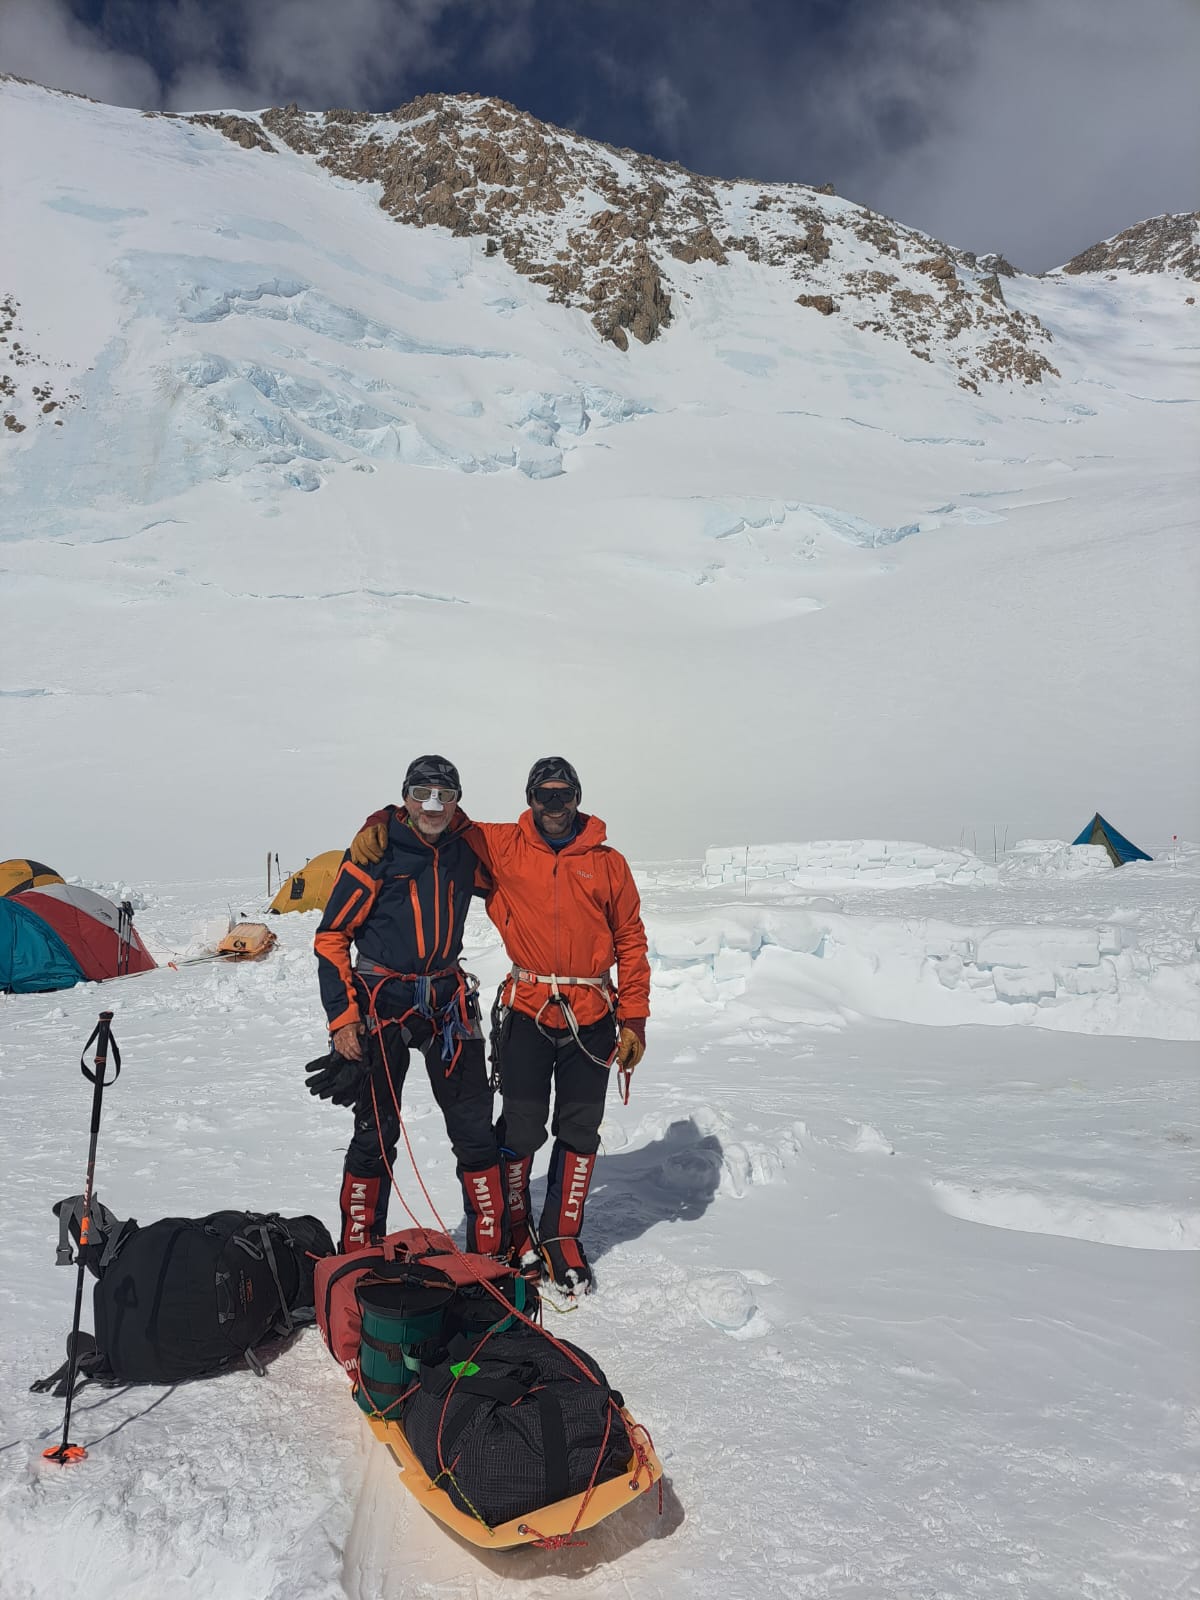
[304,1051,368,1107]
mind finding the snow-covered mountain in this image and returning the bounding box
[2,77,1198,1600]
[1,75,1196,878]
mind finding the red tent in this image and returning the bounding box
[13,884,155,982]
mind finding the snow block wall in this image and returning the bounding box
[999,840,1116,877]
[648,904,1198,1038]
[647,847,1200,1039]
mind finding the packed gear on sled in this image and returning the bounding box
[215,921,277,960]
[404,1326,630,1526]
[314,1226,661,1548]
[361,1394,661,1550]
[269,850,343,915]
[0,857,63,897]
[33,1198,333,1390]
[314,1226,530,1384]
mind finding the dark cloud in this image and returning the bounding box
[0,0,532,111]
[614,0,1199,267]
[0,0,161,106]
[0,0,1194,269]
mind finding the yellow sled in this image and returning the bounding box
[363,1405,662,1550]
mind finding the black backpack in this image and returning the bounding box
[34,1196,334,1391]
[401,1326,631,1527]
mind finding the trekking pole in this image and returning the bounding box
[43,1011,121,1466]
[117,901,134,977]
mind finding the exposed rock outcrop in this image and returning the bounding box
[178,92,1063,382]
[0,292,79,437]
[188,113,277,153]
[1059,213,1199,280]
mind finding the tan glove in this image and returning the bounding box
[616,1020,646,1071]
[350,821,388,867]
[331,1021,366,1061]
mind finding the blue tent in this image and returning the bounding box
[0,898,85,993]
[1071,813,1152,867]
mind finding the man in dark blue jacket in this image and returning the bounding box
[308,755,504,1254]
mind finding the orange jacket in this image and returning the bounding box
[468,811,650,1027]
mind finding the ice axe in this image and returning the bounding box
[42,1010,121,1466]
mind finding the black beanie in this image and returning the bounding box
[403,754,461,795]
[526,756,581,802]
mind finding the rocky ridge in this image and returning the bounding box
[182,93,1060,390]
[1059,212,1199,281]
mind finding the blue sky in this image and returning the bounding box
[2,0,1196,270]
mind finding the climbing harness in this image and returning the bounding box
[504,966,619,1068]
[356,961,481,1075]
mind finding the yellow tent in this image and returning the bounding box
[269,850,344,914]
[1,858,64,898]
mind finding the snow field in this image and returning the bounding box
[1,844,1197,1599]
[3,79,1198,879]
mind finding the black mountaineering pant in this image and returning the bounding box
[494,1010,618,1158]
[495,1011,617,1286]
[340,1017,497,1251]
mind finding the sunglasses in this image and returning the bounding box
[531,785,577,810]
[409,785,459,804]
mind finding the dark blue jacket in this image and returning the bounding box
[314,808,480,1031]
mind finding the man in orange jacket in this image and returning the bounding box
[352,757,649,1295]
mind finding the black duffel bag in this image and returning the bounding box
[401,1325,632,1526]
[34,1195,334,1390]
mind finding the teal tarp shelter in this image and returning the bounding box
[0,898,85,993]
[1071,813,1152,867]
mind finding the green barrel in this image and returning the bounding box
[356,1266,455,1418]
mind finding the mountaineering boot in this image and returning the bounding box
[501,1154,537,1268]
[460,1164,508,1257]
[538,1142,597,1296]
[338,1172,387,1253]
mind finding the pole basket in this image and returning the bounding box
[42,1443,88,1465]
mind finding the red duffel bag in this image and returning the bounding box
[314,1227,521,1381]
